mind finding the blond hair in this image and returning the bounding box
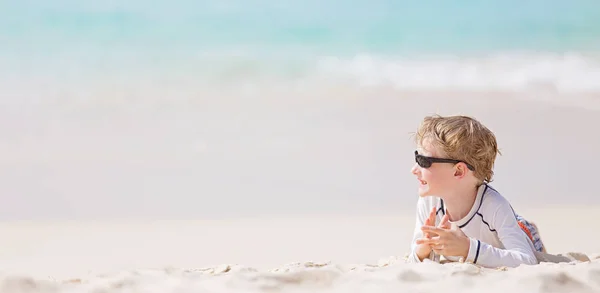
[414,115,501,183]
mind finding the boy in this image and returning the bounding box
[406,115,545,268]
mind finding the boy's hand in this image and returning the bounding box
[415,207,437,261]
[417,220,470,259]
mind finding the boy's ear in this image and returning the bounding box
[454,164,467,178]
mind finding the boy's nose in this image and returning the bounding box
[411,163,419,175]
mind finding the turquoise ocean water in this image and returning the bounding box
[2,1,600,220]
[1,0,600,92]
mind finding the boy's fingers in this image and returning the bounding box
[424,207,436,238]
[421,225,445,235]
[431,243,445,250]
[424,218,431,238]
[438,214,450,228]
[416,237,442,245]
[426,207,437,238]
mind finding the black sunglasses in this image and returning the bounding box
[414,150,475,171]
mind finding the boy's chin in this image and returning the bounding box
[418,185,431,197]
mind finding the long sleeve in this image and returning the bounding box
[406,197,436,263]
[464,199,538,268]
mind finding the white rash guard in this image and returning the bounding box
[406,184,539,268]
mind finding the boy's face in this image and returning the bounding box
[411,142,457,197]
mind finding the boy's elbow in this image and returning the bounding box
[514,252,538,267]
[499,252,538,268]
[524,254,539,266]
[502,255,537,268]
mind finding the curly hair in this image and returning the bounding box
[415,115,501,183]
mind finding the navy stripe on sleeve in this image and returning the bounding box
[474,240,481,264]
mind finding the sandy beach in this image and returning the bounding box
[1,207,599,293]
[2,87,600,293]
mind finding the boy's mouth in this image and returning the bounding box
[419,179,427,185]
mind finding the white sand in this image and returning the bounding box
[0,207,599,293]
[2,85,600,292]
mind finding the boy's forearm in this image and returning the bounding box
[464,238,537,268]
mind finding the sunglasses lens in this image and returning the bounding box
[415,155,432,168]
